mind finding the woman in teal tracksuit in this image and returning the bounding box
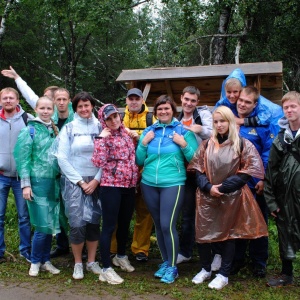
[136,95,198,284]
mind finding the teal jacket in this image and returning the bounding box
[136,118,198,187]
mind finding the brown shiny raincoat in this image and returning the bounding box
[188,138,268,243]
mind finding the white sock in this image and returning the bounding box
[87,261,95,267]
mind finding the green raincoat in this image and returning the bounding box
[264,125,300,260]
[14,120,60,235]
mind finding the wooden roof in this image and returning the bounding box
[116,61,283,107]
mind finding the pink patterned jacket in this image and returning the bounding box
[92,104,138,188]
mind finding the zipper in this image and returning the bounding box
[174,156,180,173]
[155,127,165,184]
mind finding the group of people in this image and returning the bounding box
[0,66,299,290]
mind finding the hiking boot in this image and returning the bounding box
[73,263,84,280]
[267,274,293,287]
[20,251,31,263]
[99,267,124,285]
[154,261,169,278]
[135,252,148,262]
[29,262,41,277]
[41,261,60,274]
[86,262,102,274]
[211,254,222,271]
[160,266,178,284]
[176,253,191,264]
[192,268,212,284]
[208,274,228,290]
[0,256,6,264]
[112,255,135,272]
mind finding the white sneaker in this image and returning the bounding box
[86,262,101,275]
[41,261,60,274]
[73,263,84,280]
[176,253,191,264]
[99,267,124,285]
[211,254,222,271]
[192,268,212,284]
[29,263,41,277]
[112,255,135,272]
[208,274,228,290]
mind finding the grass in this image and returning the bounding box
[0,193,299,300]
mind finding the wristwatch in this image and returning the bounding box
[78,180,85,186]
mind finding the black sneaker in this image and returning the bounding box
[267,274,293,287]
[135,252,148,262]
[253,266,266,278]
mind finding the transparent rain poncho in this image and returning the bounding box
[14,120,60,234]
[188,138,268,243]
[52,115,102,227]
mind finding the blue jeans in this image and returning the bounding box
[31,231,52,264]
[179,174,197,258]
[0,175,31,257]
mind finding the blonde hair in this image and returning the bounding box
[225,78,243,91]
[282,91,300,105]
[212,106,241,155]
[0,87,19,100]
[36,96,59,136]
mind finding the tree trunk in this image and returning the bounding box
[213,5,231,65]
[0,0,15,45]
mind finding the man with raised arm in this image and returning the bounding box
[2,67,74,258]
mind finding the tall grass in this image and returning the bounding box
[4,192,21,255]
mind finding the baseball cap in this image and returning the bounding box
[127,88,143,98]
[102,104,119,120]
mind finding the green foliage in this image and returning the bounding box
[0,0,299,102]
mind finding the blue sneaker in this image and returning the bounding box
[154,261,169,278]
[160,266,178,284]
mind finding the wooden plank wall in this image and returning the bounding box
[125,74,282,107]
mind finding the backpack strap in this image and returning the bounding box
[146,112,153,127]
[29,125,35,140]
[22,112,28,125]
[66,123,74,145]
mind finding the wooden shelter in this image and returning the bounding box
[116,61,283,108]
